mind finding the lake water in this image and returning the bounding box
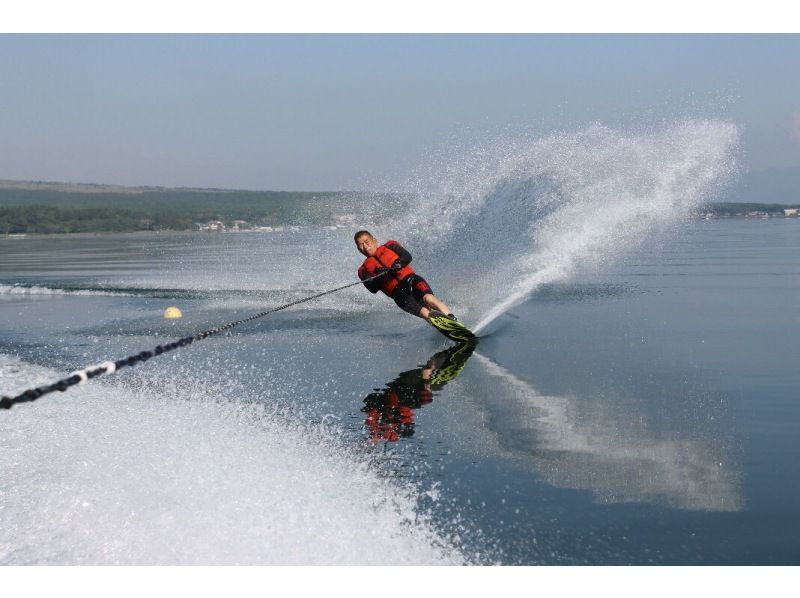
[1,219,798,564]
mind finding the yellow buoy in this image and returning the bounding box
[164,306,183,319]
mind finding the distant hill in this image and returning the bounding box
[716,166,800,204]
[0,179,227,194]
[1,172,797,234]
[0,179,342,215]
[0,180,401,234]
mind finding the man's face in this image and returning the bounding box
[356,234,378,257]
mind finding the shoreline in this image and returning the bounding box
[3,216,798,239]
[0,226,351,239]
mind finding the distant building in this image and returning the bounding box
[197,220,225,231]
[784,208,798,217]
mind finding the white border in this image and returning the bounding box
[2,566,799,597]
[2,1,798,33]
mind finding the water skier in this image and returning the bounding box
[354,230,455,319]
[354,230,475,342]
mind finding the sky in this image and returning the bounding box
[1,32,799,191]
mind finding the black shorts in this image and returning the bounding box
[392,274,433,316]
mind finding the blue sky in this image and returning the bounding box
[1,34,798,190]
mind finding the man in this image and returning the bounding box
[354,230,457,322]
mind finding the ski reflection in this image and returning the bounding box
[361,342,477,443]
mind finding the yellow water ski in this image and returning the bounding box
[427,311,477,343]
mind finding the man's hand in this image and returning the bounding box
[374,267,390,278]
[390,260,403,272]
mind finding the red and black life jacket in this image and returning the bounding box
[359,241,415,297]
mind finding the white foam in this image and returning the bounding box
[0,284,128,297]
[0,354,465,565]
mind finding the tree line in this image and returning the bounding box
[0,187,401,233]
[0,205,193,234]
[702,202,798,215]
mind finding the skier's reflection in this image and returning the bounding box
[361,342,477,442]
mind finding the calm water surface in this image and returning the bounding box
[1,220,798,564]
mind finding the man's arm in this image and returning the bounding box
[358,265,383,293]
[385,240,412,268]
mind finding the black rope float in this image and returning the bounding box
[1,273,385,410]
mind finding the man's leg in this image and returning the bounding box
[404,275,452,320]
[394,286,430,320]
[422,293,452,316]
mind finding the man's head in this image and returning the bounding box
[354,230,378,257]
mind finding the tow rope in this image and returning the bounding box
[1,273,385,410]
